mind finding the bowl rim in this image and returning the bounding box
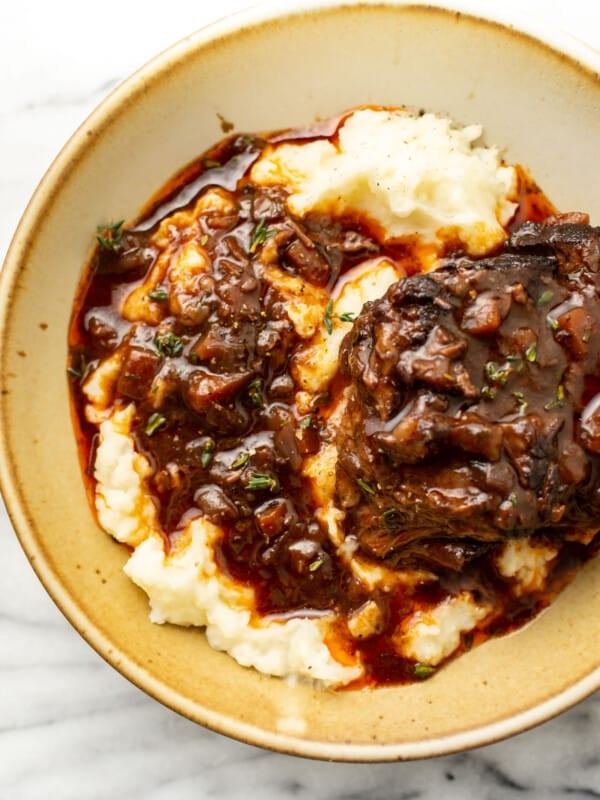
[1,0,599,762]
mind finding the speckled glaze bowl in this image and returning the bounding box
[1,0,599,761]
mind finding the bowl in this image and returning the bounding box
[1,0,599,761]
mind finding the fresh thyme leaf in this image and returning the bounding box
[481,385,496,401]
[248,379,265,408]
[300,415,313,429]
[188,352,200,365]
[484,361,510,385]
[414,664,435,679]
[509,492,518,507]
[308,557,324,573]
[145,412,166,436]
[68,353,88,380]
[155,332,183,358]
[148,288,168,301]
[506,354,524,373]
[322,305,356,334]
[547,315,559,331]
[249,217,274,253]
[382,509,400,530]
[545,383,565,411]
[201,440,214,469]
[324,300,334,335]
[525,342,537,363]
[96,219,125,251]
[231,451,249,469]
[537,289,554,306]
[512,391,528,414]
[357,477,376,496]
[544,399,562,411]
[200,234,209,246]
[246,472,277,491]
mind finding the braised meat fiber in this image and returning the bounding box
[337,215,600,568]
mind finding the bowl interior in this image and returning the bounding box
[1,1,600,760]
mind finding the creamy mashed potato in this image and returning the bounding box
[252,108,517,255]
[75,106,562,689]
[124,520,360,684]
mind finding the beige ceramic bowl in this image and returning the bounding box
[1,0,600,761]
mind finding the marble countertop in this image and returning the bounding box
[1,1,599,797]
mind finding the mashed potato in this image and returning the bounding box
[74,106,563,689]
[252,107,517,255]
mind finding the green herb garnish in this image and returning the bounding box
[525,342,537,363]
[509,492,518,507]
[200,234,209,246]
[231,451,249,469]
[249,217,275,253]
[188,352,200,365]
[414,664,435,680]
[231,450,250,469]
[506,354,524,373]
[382,509,400,530]
[248,379,265,408]
[481,385,497,401]
[246,472,277,491]
[512,391,528,415]
[155,332,183,358]
[547,315,559,331]
[148,288,168,301]
[308,557,324,573]
[545,384,565,411]
[201,440,214,469]
[300,415,313,429]
[537,289,554,306]
[96,219,124,251]
[356,478,376,496]
[323,301,357,335]
[145,412,166,436]
[484,361,510,385]
[203,159,221,169]
[544,399,562,411]
[323,300,334,335]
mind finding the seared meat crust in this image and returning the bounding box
[337,216,600,567]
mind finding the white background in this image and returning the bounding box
[1,2,599,798]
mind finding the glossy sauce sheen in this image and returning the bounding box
[68,118,595,687]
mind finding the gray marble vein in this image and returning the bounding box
[1,2,599,799]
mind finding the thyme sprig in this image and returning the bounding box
[249,218,275,253]
[246,472,277,491]
[155,332,183,358]
[201,440,214,469]
[96,220,124,251]
[323,301,357,335]
[145,412,166,436]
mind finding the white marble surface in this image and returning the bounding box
[1,1,599,797]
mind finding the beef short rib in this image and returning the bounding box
[337,215,600,568]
